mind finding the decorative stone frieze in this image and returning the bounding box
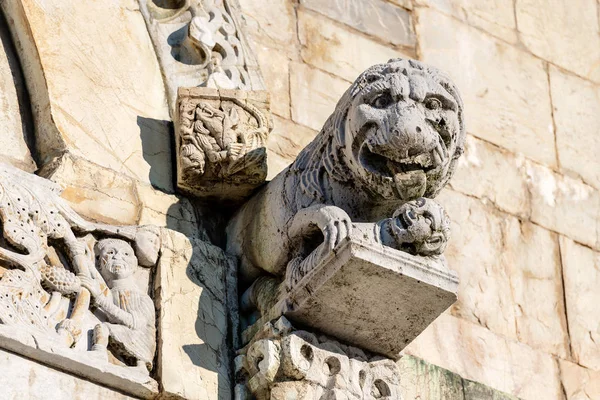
[139,0,265,110]
[176,87,272,201]
[227,58,465,357]
[0,163,160,397]
[236,317,403,400]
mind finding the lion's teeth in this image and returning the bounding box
[414,153,432,167]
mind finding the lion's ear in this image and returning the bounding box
[363,73,384,84]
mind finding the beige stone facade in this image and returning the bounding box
[242,1,600,399]
[0,0,598,399]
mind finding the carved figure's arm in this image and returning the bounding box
[93,294,137,329]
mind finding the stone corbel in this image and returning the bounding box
[175,87,272,201]
[139,0,272,201]
[236,317,403,400]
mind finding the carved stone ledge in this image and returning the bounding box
[242,234,458,359]
[175,87,272,201]
[236,317,403,400]
[0,324,157,398]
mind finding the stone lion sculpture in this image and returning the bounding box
[227,58,465,313]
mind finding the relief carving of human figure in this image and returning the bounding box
[227,58,465,314]
[79,239,156,372]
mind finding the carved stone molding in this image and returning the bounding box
[236,317,403,400]
[0,163,161,398]
[176,86,272,201]
[138,0,265,111]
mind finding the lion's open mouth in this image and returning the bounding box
[358,145,438,177]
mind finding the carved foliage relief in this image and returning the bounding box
[176,87,272,200]
[0,164,160,387]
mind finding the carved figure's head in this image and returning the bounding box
[96,239,137,280]
[390,197,451,256]
[331,59,465,201]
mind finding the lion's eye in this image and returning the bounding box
[424,97,442,110]
[371,93,394,109]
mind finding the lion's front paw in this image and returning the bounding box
[319,207,352,252]
[390,197,450,256]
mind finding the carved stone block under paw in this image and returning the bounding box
[242,235,458,358]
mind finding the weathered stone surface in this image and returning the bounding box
[415,0,518,43]
[438,190,517,340]
[516,0,600,83]
[39,154,203,240]
[301,0,416,47]
[266,116,318,179]
[238,0,297,54]
[397,355,464,399]
[156,230,232,400]
[255,46,290,118]
[388,0,413,9]
[404,313,563,400]
[526,161,600,250]
[450,136,530,218]
[559,359,600,400]
[502,221,569,358]
[550,66,600,190]
[40,154,140,226]
[290,62,348,131]
[560,236,600,370]
[417,8,555,167]
[175,87,272,202]
[0,349,136,400]
[463,379,520,400]
[439,190,569,356]
[135,182,200,241]
[2,0,172,190]
[239,317,403,399]
[0,16,35,172]
[298,9,411,82]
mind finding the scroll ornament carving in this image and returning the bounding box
[236,317,402,400]
[139,0,265,110]
[0,163,159,374]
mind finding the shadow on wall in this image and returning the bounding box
[158,196,236,399]
[138,109,236,397]
[137,116,175,193]
[0,8,37,170]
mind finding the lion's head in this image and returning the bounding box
[325,58,465,202]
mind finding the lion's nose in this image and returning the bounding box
[391,111,437,158]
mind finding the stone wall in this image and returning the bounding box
[0,0,597,399]
[237,0,600,399]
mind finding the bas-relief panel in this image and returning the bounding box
[0,164,160,398]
